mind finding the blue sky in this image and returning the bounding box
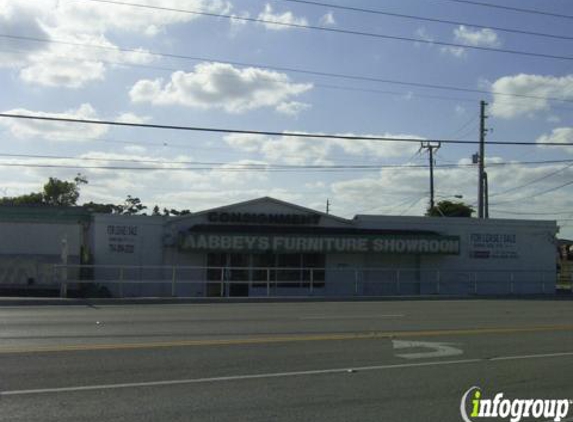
[1,0,573,234]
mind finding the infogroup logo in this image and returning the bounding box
[460,386,572,422]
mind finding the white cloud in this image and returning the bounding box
[414,27,464,58]
[115,112,150,124]
[46,0,232,37]
[453,26,500,47]
[547,115,561,124]
[0,2,50,68]
[0,103,108,141]
[124,145,148,154]
[20,57,106,89]
[0,0,231,87]
[209,160,269,186]
[433,26,500,58]
[129,62,313,113]
[229,11,251,36]
[275,101,311,116]
[257,4,308,30]
[329,157,573,217]
[415,27,434,43]
[490,74,573,119]
[440,45,467,58]
[319,12,336,27]
[224,133,333,165]
[18,28,154,88]
[536,128,573,152]
[224,132,422,165]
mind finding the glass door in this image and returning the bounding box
[228,253,250,297]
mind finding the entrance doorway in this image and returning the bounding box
[206,252,325,297]
[206,253,249,297]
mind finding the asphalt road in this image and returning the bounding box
[1,300,573,422]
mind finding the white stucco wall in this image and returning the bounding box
[92,214,166,297]
[0,222,82,285]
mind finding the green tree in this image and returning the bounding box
[0,174,87,206]
[426,200,474,217]
[43,174,87,206]
[82,201,119,214]
[117,195,147,215]
[0,192,44,206]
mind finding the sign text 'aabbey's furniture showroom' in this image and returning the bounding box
[179,234,460,255]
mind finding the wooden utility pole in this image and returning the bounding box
[421,142,441,210]
[478,100,488,218]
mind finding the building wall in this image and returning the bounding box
[92,214,166,297]
[163,248,206,297]
[0,221,82,285]
[0,200,559,297]
[355,215,557,295]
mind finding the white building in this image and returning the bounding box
[0,206,90,290]
[0,197,559,297]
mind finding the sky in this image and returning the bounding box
[1,0,573,235]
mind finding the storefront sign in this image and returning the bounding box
[107,224,138,254]
[180,234,460,254]
[207,212,321,225]
[469,232,518,259]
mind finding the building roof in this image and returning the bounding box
[168,196,352,225]
[0,205,92,223]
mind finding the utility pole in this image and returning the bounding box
[484,172,489,218]
[478,100,488,219]
[326,198,330,214]
[420,142,441,210]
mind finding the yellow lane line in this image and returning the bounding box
[2,324,573,355]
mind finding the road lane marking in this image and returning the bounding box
[392,340,463,359]
[490,351,573,361]
[299,314,405,320]
[0,359,483,396]
[1,324,573,355]
[3,350,573,397]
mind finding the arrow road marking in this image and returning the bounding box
[392,340,463,359]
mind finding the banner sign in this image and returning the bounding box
[179,234,460,255]
[469,232,518,259]
[207,212,321,225]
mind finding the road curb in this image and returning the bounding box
[0,294,571,306]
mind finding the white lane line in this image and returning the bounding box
[299,314,404,320]
[490,351,573,361]
[0,359,481,396]
[2,349,573,397]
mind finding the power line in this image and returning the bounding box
[0,46,489,106]
[3,153,573,173]
[445,113,479,139]
[0,163,378,172]
[0,152,427,170]
[275,0,573,41]
[0,47,502,108]
[3,36,573,104]
[3,113,573,147]
[400,196,427,215]
[11,155,573,168]
[432,0,573,20]
[491,209,573,216]
[488,162,573,198]
[69,0,573,61]
[490,179,573,206]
